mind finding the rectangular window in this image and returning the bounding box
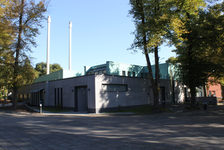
[160,87,166,102]
[19,94,23,100]
[128,71,131,77]
[54,88,63,108]
[24,94,27,100]
[102,84,128,92]
[132,72,136,77]
[145,73,148,78]
[122,71,126,76]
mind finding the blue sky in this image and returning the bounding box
[32,0,176,74]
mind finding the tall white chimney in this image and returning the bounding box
[46,16,51,75]
[69,21,72,71]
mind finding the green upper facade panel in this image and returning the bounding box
[85,64,107,75]
[107,61,144,77]
[34,69,75,83]
[144,63,169,79]
[86,61,144,77]
[34,61,177,83]
[86,61,177,79]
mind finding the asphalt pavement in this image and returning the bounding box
[0,106,224,150]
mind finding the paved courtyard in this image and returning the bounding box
[0,107,224,150]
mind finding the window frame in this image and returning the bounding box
[102,84,128,92]
[122,71,126,76]
[128,71,131,77]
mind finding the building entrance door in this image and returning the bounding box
[74,86,88,112]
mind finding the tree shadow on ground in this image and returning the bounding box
[0,107,224,150]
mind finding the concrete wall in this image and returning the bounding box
[94,75,151,113]
[94,75,173,113]
[196,97,217,105]
[46,75,95,111]
[174,81,185,103]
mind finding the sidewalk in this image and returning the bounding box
[24,104,136,116]
[0,103,12,107]
[0,102,25,108]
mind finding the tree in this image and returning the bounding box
[35,62,46,76]
[4,0,47,108]
[0,0,14,51]
[50,63,62,74]
[19,58,38,85]
[0,0,15,97]
[129,0,172,106]
[35,62,62,77]
[173,13,208,103]
[203,2,224,80]
[198,2,224,99]
[171,1,224,104]
[129,0,208,106]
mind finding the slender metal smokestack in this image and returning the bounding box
[69,21,72,71]
[46,16,51,75]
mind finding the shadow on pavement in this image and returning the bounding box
[0,105,224,150]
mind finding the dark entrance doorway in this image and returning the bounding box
[54,88,63,109]
[74,86,88,112]
[160,86,166,104]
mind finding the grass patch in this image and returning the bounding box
[0,99,12,104]
[184,103,201,111]
[108,105,171,114]
[43,107,73,113]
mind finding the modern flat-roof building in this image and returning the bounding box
[18,61,185,113]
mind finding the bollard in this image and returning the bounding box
[40,103,42,113]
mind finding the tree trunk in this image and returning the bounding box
[190,86,196,105]
[172,79,175,104]
[203,85,207,97]
[186,13,196,106]
[221,85,224,100]
[13,0,24,109]
[153,0,161,107]
[144,52,158,106]
[138,0,158,107]
[154,46,160,106]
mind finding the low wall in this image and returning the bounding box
[196,97,217,105]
